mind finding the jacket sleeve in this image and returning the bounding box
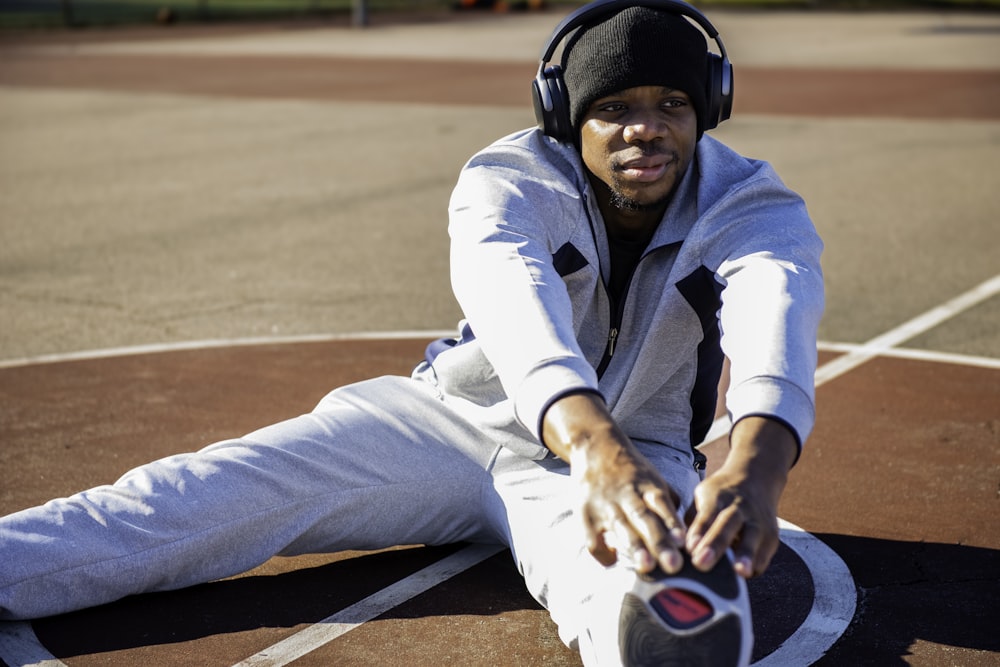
[447,134,601,441]
[710,168,825,453]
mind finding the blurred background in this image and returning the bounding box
[1,0,997,363]
[2,0,998,30]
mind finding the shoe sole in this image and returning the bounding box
[618,551,752,666]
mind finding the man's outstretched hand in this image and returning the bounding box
[543,392,798,579]
[542,391,687,575]
[686,416,798,578]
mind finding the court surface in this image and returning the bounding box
[1,7,998,666]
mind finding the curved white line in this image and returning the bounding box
[4,286,996,375]
[0,330,458,370]
[753,519,857,666]
[0,524,853,667]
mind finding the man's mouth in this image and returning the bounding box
[615,154,675,183]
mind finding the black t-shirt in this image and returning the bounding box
[607,235,647,308]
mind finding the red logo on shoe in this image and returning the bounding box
[652,589,713,629]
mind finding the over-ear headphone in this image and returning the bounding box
[531,0,734,143]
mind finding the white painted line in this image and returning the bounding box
[753,520,857,667]
[814,274,1000,386]
[0,330,458,370]
[0,622,66,667]
[5,274,995,377]
[230,543,505,667]
[818,342,1000,370]
[701,274,1000,447]
[701,414,734,445]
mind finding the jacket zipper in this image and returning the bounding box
[596,267,635,379]
[607,327,619,358]
[584,192,645,379]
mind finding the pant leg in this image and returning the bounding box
[488,442,702,667]
[0,375,501,621]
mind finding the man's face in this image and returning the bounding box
[578,85,698,217]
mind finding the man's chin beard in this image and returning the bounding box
[608,188,671,213]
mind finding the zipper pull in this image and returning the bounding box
[607,327,619,357]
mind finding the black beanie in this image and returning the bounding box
[562,6,709,138]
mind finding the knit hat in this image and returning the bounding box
[562,6,709,137]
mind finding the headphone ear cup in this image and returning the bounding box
[719,57,734,125]
[532,65,574,143]
[704,52,734,131]
[704,53,722,131]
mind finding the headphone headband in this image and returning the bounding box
[539,0,725,64]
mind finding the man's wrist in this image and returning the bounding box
[541,390,621,462]
[726,416,798,483]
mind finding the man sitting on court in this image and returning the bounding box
[0,2,824,665]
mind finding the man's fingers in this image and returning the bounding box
[586,524,618,567]
[641,487,687,546]
[746,522,781,577]
[688,502,781,577]
[690,502,745,571]
[581,502,619,566]
[685,494,716,556]
[732,522,761,577]
[622,506,682,573]
[602,519,657,572]
[576,455,688,573]
[630,490,685,573]
[584,492,685,574]
[731,522,779,578]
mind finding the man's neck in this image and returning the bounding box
[596,195,666,247]
[588,174,669,245]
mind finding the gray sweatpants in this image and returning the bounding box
[0,374,701,666]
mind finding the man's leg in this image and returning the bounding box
[488,443,703,667]
[0,376,500,620]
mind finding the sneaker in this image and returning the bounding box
[618,550,753,666]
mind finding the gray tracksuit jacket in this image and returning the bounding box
[419,128,824,467]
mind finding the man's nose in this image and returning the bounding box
[622,112,665,144]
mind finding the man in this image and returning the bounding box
[0,2,823,665]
